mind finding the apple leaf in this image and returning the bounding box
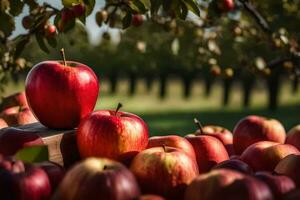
[14,36,30,58]
[35,33,49,53]
[82,0,95,16]
[62,0,81,7]
[128,0,147,13]
[15,145,49,163]
[183,0,200,17]
[0,12,15,37]
[176,2,188,20]
[10,0,24,16]
[46,36,57,48]
[122,11,132,29]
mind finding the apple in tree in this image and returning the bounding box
[0,127,44,156]
[233,115,286,155]
[212,159,253,175]
[77,103,148,164]
[53,157,140,200]
[25,49,99,129]
[286,125,300,151]
[274,154,300,186]
[241,141,299,171]
[255,171,295,200]
[193,118,234,155]
[147,135,196,160]
[72,3,86,17]
[132,15,144,27]
[130,146,198,200]
[185,134,229,173]
[0,157,51,200]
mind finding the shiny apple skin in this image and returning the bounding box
[130,147,198,200]
[275,154,300,186]
[53,157,140,200]
[233,115,286,155]
[195,125,234,155]
[77,110,148,162]
[241,141,299,172]
[185,135,229,173]
[0,127,43,156]
[25,61,99,129]
[212,159,253,175]
[0,159,51,200]
[286,125,300,151]
[147,135,196,160]
[255,171,296,199]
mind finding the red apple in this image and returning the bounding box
[255,171,295,199]
[274,154,300,186]
[22,16,33,29]
[185,134,229,173]
[193,118,234,155]
[241,141,299,171]
[136,194,165,200]
[77,103,148,163]
[147,135,196,160]
[130,146,198,200]
[2,107,37,126]
[25,49,99,129]
[53,157,140,200]
[212,159,253,175]
[72,3,85,17]
[0,127,44,156]
[95,10,108,26]
[0,92,28,110]
[0,157,51,200]
[44,24,56,37]
[286,125,300,151]
[36,161,65,190]
[132,14,144,27]
[0,118,8,129]
[185,169,273,200]
[233,115,286,155]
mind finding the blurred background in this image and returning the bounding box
[1,0,300,134]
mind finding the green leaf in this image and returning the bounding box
[150,0,162,15]
[46,36,57,48]
[9,0,24,16]
[122,11,132,29]
[15,145,49,163]
[0,12,15,37]
[176,2,188,20]
[183,0,200,17]
[14,36,30,58]
[82,0,95,16]
[62,0,81,7]
[140,0,151,9]
[35,33,49,53]
[128,0,147,13]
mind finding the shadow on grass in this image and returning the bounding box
[140,104,300,136]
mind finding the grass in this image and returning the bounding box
[3,78,300,136]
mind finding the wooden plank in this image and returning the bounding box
[7,122,80,167]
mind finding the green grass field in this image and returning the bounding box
[3,78,300,136]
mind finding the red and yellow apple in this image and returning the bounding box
[212,159,253,175]
[233,115,286,155]
[275,154,300,186]
[185,134,229,173]
[286,125,300,151]
[130,146,198,200]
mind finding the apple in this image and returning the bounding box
[95,10,108,26]
[185,134,229,173]
[0,118,8,129]
[132,14,144,27]
[274,154,300,186]
[185,169,273,200]
[77,103,148,164]
[217,0,235,12]
[0,127,44,156]
[136,195,165,200]
[53,157,140,200]
[0,157,51,200]
[147,135,196,160]
[22,16,33,29]
[233,115,286,155]
[1,107,37,126]
[44,24,56,37]
[0,92,28,110]
[212,159,253,175]
[25,49,99,129]
[36,161,65,190]
[130,146,198,200]
[241,141,299,171]
[193,118,234,155]
[255,171,295,199]
[286,125,300,151]
[284,189,300,200]
[72,3,85,17]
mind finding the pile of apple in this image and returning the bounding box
[2,51,300,200]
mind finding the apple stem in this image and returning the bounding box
[60,48,67,66]
[103,165,107,170]
[194,118,204,134]
[162,145,166,152]
[115,103,123,116]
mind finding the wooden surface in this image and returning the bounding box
[17,123,80,167]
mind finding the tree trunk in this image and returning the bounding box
[292,78,299,94]
[109,74,118,94]
[145,75,154,93]
[128,72,137,96]
[182,75,193,99]
[159,73,167,99]
[267,74,280,111]
[204,77,213,98]
[222,79,232,106]
[242,77,255,108]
